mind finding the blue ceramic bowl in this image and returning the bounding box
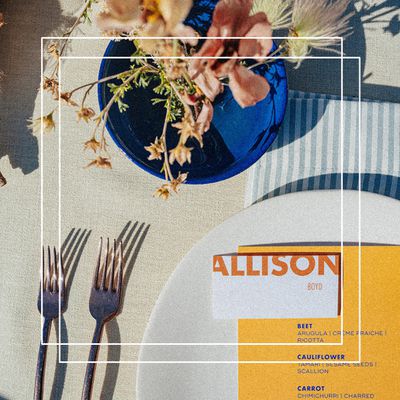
[97,0,287,184]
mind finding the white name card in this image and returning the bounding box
[212,253,341,319]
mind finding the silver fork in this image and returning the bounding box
[82,238,123,400]
[34,246,65,400]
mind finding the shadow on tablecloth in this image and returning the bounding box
[285,0,400,103]
[254,173,400,204]
[0,0,75,176]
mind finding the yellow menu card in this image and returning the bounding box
[237,245,400,399]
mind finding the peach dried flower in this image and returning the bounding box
[169,142,193,166]
[60,92,78,107]
[169,172,188,193]
[43,77,59,99]
[28,111,56,134]
[85,156,112,169]
[84,137,101,153]
[47,42,60,60]
[190,0,272,108]
[145,137,165,160]
[154,184,171,200]
[77,107,96,122]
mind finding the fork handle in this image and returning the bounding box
[82,320,104,400]
[34,318,52,400]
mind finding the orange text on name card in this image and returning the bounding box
[213,254,340,276]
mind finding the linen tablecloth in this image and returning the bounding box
[0,1,399,399]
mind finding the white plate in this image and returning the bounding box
[137,190,400,400]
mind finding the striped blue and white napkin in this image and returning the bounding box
[244,90,400,207]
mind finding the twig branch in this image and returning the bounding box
[49,0,95,78]
[161,99,173,181]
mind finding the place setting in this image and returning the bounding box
[0,0,399,399]
[35,238,124,400]
[32,219,150,399]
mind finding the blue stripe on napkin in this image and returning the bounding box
[244,91,400,207]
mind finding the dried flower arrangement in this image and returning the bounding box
[35,0,353,198]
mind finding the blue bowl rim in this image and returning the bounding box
[97,39,288,185]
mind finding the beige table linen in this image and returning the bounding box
[0,1,399,399]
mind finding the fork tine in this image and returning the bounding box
[100,238,109,290]
[46,246,51,291]
[53,247,58,293]
[109,239,116,292]
[116,241,123,293]
[59,251,65,297]
[93,237,103,288]
[41,246,45,292]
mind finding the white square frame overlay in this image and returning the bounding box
[40,36,362,364]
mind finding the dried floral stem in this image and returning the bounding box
[62,0,93,38]
[50,0,353,198]
[50,0,94,78]
[79,71,135,108]
[136,59,159,74]
[169,80,193,118]
[182,71,195,92]
[81,85,96,108]
[247,44,288,71]
[70,60,157,102]
[90,71,139,151]
[217,45,287,85]
[161,99,173,181]
[100,73,136,117]
[169,81,183,103]
[70,72,129,96]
